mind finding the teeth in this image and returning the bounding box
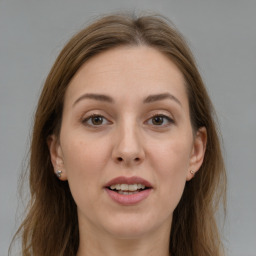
[121,184,128,190]
[109,184,146,191]
[117,191,139,195]
[128,184,136,191]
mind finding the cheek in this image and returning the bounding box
[60,133,110,199]
[149,138,192,209]
[62,130,109,171]
[151,136,192,175]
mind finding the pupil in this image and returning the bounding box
[92,116,103,125]
[153,116,163,125]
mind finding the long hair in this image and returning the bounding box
[10,13,226,256]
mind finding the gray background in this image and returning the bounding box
[1,0,255,255]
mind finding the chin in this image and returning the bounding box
[107,226,152,240]
[101,213,166,239]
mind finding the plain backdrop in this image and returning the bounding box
[1,0,255,255]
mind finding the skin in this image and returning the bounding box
[48,46,207,256]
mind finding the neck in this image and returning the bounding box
[76,222,171,256]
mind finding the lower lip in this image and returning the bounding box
[105,188,152,205]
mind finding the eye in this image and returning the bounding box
[82,114,110,127]
[146,114,174,126]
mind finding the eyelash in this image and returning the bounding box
[82,114,110,127]
[81,113,174,128]
[146,114,174,127]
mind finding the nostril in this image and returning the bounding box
[115,156,141,163]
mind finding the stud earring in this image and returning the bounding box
[190,170,195,175]
[56,170,62,178]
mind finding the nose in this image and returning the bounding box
[112,122,145,166]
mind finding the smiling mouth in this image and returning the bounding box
[107,183,150,195]
[105,176,152,205]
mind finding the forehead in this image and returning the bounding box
[64,45,188,107]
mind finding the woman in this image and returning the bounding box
[11,13,226,256]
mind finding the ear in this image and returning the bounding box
[47,135,67,181]
[186,127,207,181]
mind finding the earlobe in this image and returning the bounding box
[186,127,207,181]
[47,135,67,180]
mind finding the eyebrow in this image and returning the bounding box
[73,93,114,107]
[73,92,182,107]
[143,93,182,106]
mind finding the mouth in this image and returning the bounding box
[104,176,153,205]
[107,183,150,195]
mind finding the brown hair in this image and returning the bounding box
[10,13,226,256]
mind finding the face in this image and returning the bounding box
[49,46,206,240]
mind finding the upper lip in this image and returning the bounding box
[104,176,153,188]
